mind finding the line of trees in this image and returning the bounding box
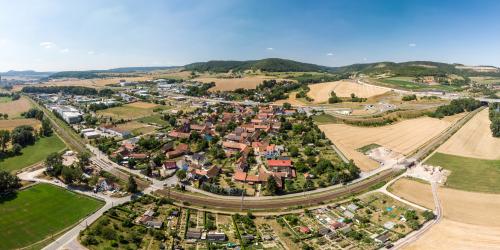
[490,103,500,137]
[430,98,482,118]
[0,122,53,159]
[22,86,98,95]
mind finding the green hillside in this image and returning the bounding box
[185,58,331,73]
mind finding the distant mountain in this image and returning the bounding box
[0,70,53,78]
[185,58,331,73]
[48,66,180,79]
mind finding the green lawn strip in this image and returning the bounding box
[137,114,170,126]
[357,143,381,154]
[0,96,11,103]
[312,114,339,124]
[0,183,104,250]
[425,152,500,193]
[0,135,66,172]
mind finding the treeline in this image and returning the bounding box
[290,72,351,84]
[22,86,98,95]
[0,123,52,159]
[430,98,482,118]
[185,82,215,97]
[328,91,366,103]
[490,103,500,137]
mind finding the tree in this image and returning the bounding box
[328,91,342,103]
[0,171,21,195]
[0,130,10,151]
[40,118,53,136]
[282,102,292,110]
[288,145,299,157]
[11,125,36,147]
[78,152,91,167]
[12,143,22,155]
[61,166,81,184]
[176,169,187,180]
[2,114,7,120]
[127,176,138,193]
[266,176,279,195]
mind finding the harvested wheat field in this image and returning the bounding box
[319,116,461,171]
[390,178,500,250]
[438,109,500,160]
[0,119,41,131]
[195,76,278,91]
[389,178,434,209]
[307,80,389,103]
[273,92,306,107]
[0,97,33,118]
[13,77,152,91]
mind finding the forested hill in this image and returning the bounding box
[184,58,331,73]
[184,58,500,77]
[331,61,500,77]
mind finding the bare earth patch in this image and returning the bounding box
[319,117,457,171]
[0,119,41,131]
[438,109,500,160]
[0,97,33,118]
[307,80,389,103]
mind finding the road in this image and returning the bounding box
[391,181,443,249]
[17,168,131,250]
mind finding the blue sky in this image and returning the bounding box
[0,0,499,71]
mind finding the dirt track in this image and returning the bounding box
[157,169,400,210]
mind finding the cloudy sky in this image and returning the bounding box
[0,0,499,71]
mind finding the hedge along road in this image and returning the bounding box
[156,169,400,210]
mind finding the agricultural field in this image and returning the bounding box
[318,116,462,171]
[374,77,463,92]
[0,96,33,118]
[437,109,500,159]
[425,153,500,193]
[96,101,161,120]
[391,178,500,250]
[114,121,157,136]
[307,80,389,103]
[0,183,104,250]
[470,76,500,85]
[137,114,171,126]
[13,76,153,91]
[388,178,433,209]
[0,135,66,172]
[0,118,41,131]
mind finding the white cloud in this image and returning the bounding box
[40,42,56,49]
[408,43,417,47]
[363,58,368,61]
[266,47,274,50]
[59,48,69,53]
[87,51,95,55]
[326,52,334,56]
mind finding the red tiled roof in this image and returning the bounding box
[267,159,292,167]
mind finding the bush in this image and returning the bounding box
[402,94,417,101]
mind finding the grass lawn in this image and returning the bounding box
[0,183,104,249]
[0,135,66,172]
[0,96,11,103]
[425,152,500,193]
[312,114,339,124]
[138,114,170,126]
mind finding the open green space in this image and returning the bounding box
[312,114,338,124]
[0,135,66,172]
[0,183,104,250]
[357,143,381,154]
[425,152,500,193]
[377,77,461,92]
[137,114,170,126]
[0,96,12,103]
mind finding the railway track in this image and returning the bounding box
[156,169,400,210]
